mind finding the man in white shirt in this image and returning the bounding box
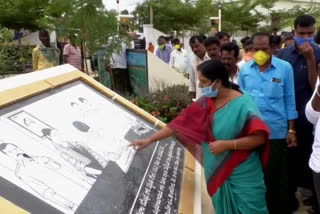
[305,78,320,208]
[237,39,254,70]
[204,36,221,61]
[220,42,240,84]
[169,38,187,74]
[106,41,131,95]
[188,35,210,101]
[186,52,195,79]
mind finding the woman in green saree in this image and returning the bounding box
[130,60,270,214]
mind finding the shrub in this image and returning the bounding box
[0,27,33,75]
[129,85,191,123]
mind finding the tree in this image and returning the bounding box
[220,0,320,34]
[0,27,17,75]
[258,0,278,32]
[55,0,121,72]
[0,0,49,30]
[217,0,264,34]
[0,0,124,73]
[132,0,216,35]
[0,27,33,75]
[131,2,149,32]
[276,4,320,31]
[0,0,50,72]
[121,9,129,15]
[193,0,217,34]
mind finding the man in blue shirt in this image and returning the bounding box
[238,32,298,214]
[278,15,320,212]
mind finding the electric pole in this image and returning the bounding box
[150,0,154,24]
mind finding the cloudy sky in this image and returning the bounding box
[103,0,145,12]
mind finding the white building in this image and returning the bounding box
[261,0,320,11]
[224,0,320,13]
[224,0,320,40]
[255,0,320,28]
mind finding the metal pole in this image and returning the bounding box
[116,0,120,30]
[218,1,222,32]
[150,0,153,25]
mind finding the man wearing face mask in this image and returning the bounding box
[169,38,187,74]
[238,32,298,214]
[278,15,320,212]
[155,36,172,64]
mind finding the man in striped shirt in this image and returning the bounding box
[63,34,83,71]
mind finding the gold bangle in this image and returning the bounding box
[234,140,237,150]
[288,129,296,135]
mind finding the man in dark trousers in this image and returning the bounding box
[278,15,320,213]
[239,32,298,213]
[105,41,132,95]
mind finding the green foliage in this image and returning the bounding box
[219,0,264,33]
[0,28,17,74]
[222,0,320,34]
[58,0,118,54]
[0,27,32,75]
[132,0,317,35]
[259,0,278,10]
[121,10,129,15]
[131,2,149,32]
[132,0,286,35]
[194,0,217,34]
[54,0,124,60]
[276,4,320,30]
[257,0,278,32]
[0,0,125,69]
[0,0,49,30]
[132,0,216,35]
[129,85,191,123]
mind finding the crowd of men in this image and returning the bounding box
[151,14,320,214]
[183,14,319,214]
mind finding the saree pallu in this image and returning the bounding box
[168,94,270,214]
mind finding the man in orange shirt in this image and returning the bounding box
[147,42,155,53]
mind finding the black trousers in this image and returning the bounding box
[264,139,288,214]
[111,68,132,96]
[288,119,316,212]
[313,171,320,210]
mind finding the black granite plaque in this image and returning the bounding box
[0,81,185,214]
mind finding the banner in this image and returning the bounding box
[126,49,149,96]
